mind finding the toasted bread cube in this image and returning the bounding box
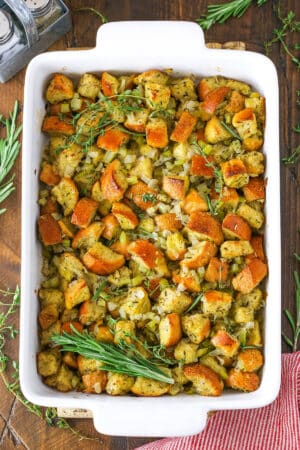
[237,203,264,230]
[220,240,253,259]
[114,320,136,345]
[210,186,239,210]
[46,363,79,392]
[159,313,182,347]
[170,111,197,143]
[97,127,129,152]
[72,221,104,250]
[204,116,231,144]
[106,373,135,395]
[40,164,60,186]
[236,349,263,372]
[145,81,171,110]
[181,189,208,214]
[101,71,119,96]
[180,241,217,269]
[82,371,107,393]
[201,86,230,114]
[46,73,74,104]
[71,197,98,229]
[40,320,61,347]
[64,278,90,309]
[82,242,125,275]
[243,135,264,151]
[134,69,169,85]
[226,369,260,392]
[170,78,197,101]
[77,355,104,374]
[146,118,168,148]
[79,299,106,325]
[100,159,128,202]
[128,239,169,276]
[41,197,58,215]
[174,339,198,364]
[248,235,265,262]
[61,308,79,325]
[76,110,104,136]
[221,158,249,188]
[182,314,210,344]
[183,363,223,396]
[52,177,79,216]
[243,177,265,202]
[121,287,151,319]
[233,306,254,323]
[38,214,62,246]
[246,320,262,346]
[190,154,215,178]
[163,175,189,200]
[245,96,265,122]
[232,108,257,139]
[236,287,264,311]
[130,156,153,180]
[172,270,201,292]
[78,73,101,99]
[39,303,60,330]
[42,116,75,136]
[232,258,267,294]
[158,288,192,314]
[111,233,131,258]
[186,211,224,245]
[166,232,186,261]
[126,181,157,210]
[58,218,75,239]
[56,252,85,281]
[37,350,61,377]
[55,143,83,178]
[222,213,252,240]
[202,290,232,318]
[197,77,219,100]
[205,257,229,283]
[155,213,182,231]
[39,289,64,310]
[101,214,120,240]
[112,202,139,230]
[225,90,245,113]
[131,377,170,396]
[241,151,264,177]
[211,329,239,357]
[93,325,114,343]
[124,109,149,133]
[60,321,83,335]
[62,352,78,369]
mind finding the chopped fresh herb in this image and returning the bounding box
[185,294,203,314]
[142,193,157,202]
[221,120,242,141]
[92,280,108,301]
[282,146,300,165]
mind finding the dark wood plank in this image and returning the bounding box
[0,1,299,449]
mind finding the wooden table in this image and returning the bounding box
[0,0,299,448]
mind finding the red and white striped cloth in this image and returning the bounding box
[136,352,300,450]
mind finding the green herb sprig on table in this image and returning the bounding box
[74,7,108,24]
[0,101,22,215]
[282,256,300,352]
[197,0,269,30]
[51,327,174,384]
[282,146,300,166]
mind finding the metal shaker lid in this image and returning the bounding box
[0,9,13,45]
[23,0,53,18]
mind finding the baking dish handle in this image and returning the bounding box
[95,21,206,66]
[92,400,209,437]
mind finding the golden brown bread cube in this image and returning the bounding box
[101,71,119,96]
[221,158,249,188]
[55,143,83,178]
[190,154,215,178]
[45,363,79,392]
[121,287,151,319]
[237,203,264,230]
[241,151,264,177]
[106,373,135,395]
[100,159,128,202]
[242,177,265,202]
[163,175,189,200]
[102,214,121,240]
[82,242,125,275]
[172,270,201,293]
[166,232,186,261]
[42,116,75,136]
[170,111,197,143]
[158,288,192,314]
[180,241,217,269]
[112,202,139,230]
[146,118,169,148]
[232,258,268,294]
[39,303,60,330]
[154,213,182,232]
[225,90,245,113]
[72,221,105,250]
[126,181,157,211]
[134,69,169,86]
[202,290,232,318]
[37,350,61,377]
[40,320,61,347]
[182,314,210,344]
[71,197,98,229]
[52,177,79,216]
[97,127,130,152]
[114,320,136,345]
[170,78,197,101]
[183,363,223,396]
[77,73,101,99]
[220,240,253,259]
[131,377,170,397]
[204,257,229,283]
[186,211,224,245]
[159,313,182,348]
[38,214,62,246]
[181,189,208,214]
[226,369,260,392]
[55,252,85,281]
[236,349,263,372]
[204,116,231,144]
[39,163,60,186]
[64,278,91,310]
[232,108,257,140]
[124,109,149,133]
[222,213,252,241]
[46,73,74,104]
[211,329,240,357]
[174,339,198,364]
[128,239,169,276]
[82,371,108,393]
[145,81,171,110]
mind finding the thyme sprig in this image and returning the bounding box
[0,101,22,214]
[51,327,174,384]
[282,145,300,165]
[265,8,300,70]
[282,260,300,352]
[192,140,224,195]
[74,7,107,24]
[197,0,269,30]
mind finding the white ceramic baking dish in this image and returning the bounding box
[20,21,281,437]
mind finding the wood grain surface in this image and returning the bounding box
[0,0,299,448]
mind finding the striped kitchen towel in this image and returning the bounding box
[136,352,300,450]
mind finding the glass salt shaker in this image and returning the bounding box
[23,0,63,32]
[0,7,26,62]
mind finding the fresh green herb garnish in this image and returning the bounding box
[0,101,22,215]
[192,140,224,195]
[51,327,174,384]
[142,193,157,203]
[74,7,108,24]
[221,120,242,141]
[185,294,203,314]
[282,145,300,165]
[282,258,300,352]
[197,0,269,30]
[92,279,108,301]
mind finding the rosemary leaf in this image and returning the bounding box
[221,121,242,141]
[185,294,203,314]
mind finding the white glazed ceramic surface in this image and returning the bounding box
[20,21,281,437]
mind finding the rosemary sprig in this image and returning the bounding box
[74,7,107,24]
[92,279,108,302]
[282,145,300,165]
[265,8,300,70]
[0,101,22,215]
[185,294,203,314]
[51,327,174,384]
[282,265,300,352]
[221,120,242,141]
[197,0,269,30]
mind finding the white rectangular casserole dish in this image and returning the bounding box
[20,21,281,437]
